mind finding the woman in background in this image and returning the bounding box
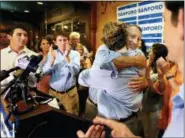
[140,43,168,138]
[36,38,51,93]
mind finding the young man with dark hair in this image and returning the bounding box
[1,23,37,90]
[42,32,81,116]
[77,1,184,137]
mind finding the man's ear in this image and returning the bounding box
[178,8,184,40]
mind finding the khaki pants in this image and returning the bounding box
[49,87,79,116]
[139,110,160,138]
[84,98,98,120]
[122,113,144,137]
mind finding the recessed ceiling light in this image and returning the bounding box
[37,2,43,5]
[24,10,30,13]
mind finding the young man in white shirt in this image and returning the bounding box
[1,23,37,90]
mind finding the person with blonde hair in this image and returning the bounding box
[36,38,51,93]
[75,43,92,69]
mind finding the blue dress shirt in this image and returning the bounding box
[42,49,80,92]
[88,44,120,104]
[163,84,184,137]
[79,45,144,119]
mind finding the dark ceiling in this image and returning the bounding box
[0,1,90,13]
[0,1,46,13]
[0,1,91,28]
[0,1,47,27]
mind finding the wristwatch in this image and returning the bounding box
[166,75,174,80]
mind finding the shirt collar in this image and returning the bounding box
[57,49,65,55]
[8,46,27,54]
[172,84,184,108]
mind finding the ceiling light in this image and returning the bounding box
[24,10,29,13]
[37,2,43,5]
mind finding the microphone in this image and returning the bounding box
[13,69,24,78]
[17,55,43,81]
[0,67,20,81]
[0,55,43,95]
[0,55,43,82]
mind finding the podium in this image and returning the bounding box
[1,98,92,137]
[17,104,92,137]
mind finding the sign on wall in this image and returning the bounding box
[117,1,164,49]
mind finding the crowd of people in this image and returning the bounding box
[0,1,184,138]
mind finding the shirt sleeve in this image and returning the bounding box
[78,67,120,91]
[94,45,121,67]
[42,54,54,75]
[78,68,111,88]
[67,51,81,76]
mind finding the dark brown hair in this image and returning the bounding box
[53,31,69,41]
[151,43,168,73]
[6,23,28,36]
[165,1,184,26]
[37,37,48,52]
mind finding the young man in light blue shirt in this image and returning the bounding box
[42,32,80,116]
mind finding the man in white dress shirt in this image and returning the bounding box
[1,23,37,90]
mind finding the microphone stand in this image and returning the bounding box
[1,74,52,133]
[0,55,53,133]
[2,76,36,131]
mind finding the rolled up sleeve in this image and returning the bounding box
[67,52,80,76]
[94,45,121,67]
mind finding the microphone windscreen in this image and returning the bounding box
[13,69,24,78]
[36,55,43,64]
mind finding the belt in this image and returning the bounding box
[88,97,97,107]
[119,112,138,122]
[50,85,76,94]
